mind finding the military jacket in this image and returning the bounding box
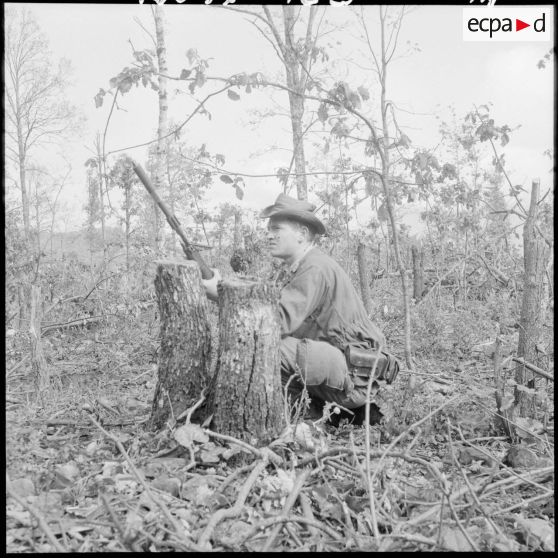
[273,247,385,351]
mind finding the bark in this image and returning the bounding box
[17,115,31,240]
[151,261,212,430]
[124,185,131,274]
[515,180,549,417]
[357,241,373,315]
[30,284,48,392]
[262,5,317,201]
[411,244,424,301]
[94,135,107,261]
[211,278,284,445]
[377,7,413,369]
[282,6,310,200]
[233,209,243,252]
[153,6,169,252]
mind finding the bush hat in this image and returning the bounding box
[260,193,326,236]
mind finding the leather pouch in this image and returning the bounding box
[345,346,400,384]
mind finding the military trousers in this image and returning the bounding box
[280,336,368,410]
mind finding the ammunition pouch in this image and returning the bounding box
[345,345,400,385]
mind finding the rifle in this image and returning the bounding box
[132,161,214,280]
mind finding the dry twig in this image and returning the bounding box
[204,428,283,466]
[86,413,203,551]
[197,459,268,548]
[261,468,313,552]
[6,478,68,553]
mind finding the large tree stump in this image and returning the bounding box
[150,260,212,429]
[211,278,284,445]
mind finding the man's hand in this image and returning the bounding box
[202,268,221,302]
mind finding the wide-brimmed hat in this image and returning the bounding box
[260,193,326,235]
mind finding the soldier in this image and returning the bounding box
[203,194,399,424]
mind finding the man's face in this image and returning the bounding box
[266,218,303,260]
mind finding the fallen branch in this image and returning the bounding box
[197,459,268,549]
[512,357,554,382]
[240,516,344,547]
[6,478,68,552]
[261,468,313,552]
[86,413,204,552]
[99,492,142,552]
[204,429,283,466]
[41,315,104,336]
[298,492,319,538]
[7,355,31,378]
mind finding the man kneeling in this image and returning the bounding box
[203,194,399,425]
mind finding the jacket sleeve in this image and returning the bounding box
[278,266,326,336]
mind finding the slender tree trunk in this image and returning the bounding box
[14,84,31,240]
[153,6,169,253]
[95,136,106,261]
[515,179,549,417]
[262,5,316,201]
[411,244,424,301]
[125,186,131,274]
[210,278,284,445]
[30,284,48,393]
[166,160,177,254]
[233,209,243,252]
[150,261,212,430]
[282,5,309,201]
[377,7,413,369]
[357,241,373,315]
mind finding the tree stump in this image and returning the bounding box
[150,260,212,430]
[210,278,284,445]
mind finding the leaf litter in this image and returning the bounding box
[6,329,554,552]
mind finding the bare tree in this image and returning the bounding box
[355,6,414,369]
[152,5,169,251]
[4,6,77,242]
[227,5,322,200]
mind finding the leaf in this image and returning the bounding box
[219,174,233,184]
[516,516,555,551]
[440,527,476,551]
[186,48,198,65]
[234,185,244,200]
[94,88,106,108]
[180,68,192,80]
[174,424,208,448]
[357,85,370,100]
[227,89,240,101]
[317,102,329,123]
[200,442,223,464]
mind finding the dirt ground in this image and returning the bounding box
[5,299,554,552]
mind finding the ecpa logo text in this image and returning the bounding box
[468,13,545,38]
[463,8,551,42]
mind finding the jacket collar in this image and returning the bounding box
[288,244,314,273]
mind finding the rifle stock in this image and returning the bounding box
[132,162,214,280]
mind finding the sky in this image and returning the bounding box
[4,2,555,235]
